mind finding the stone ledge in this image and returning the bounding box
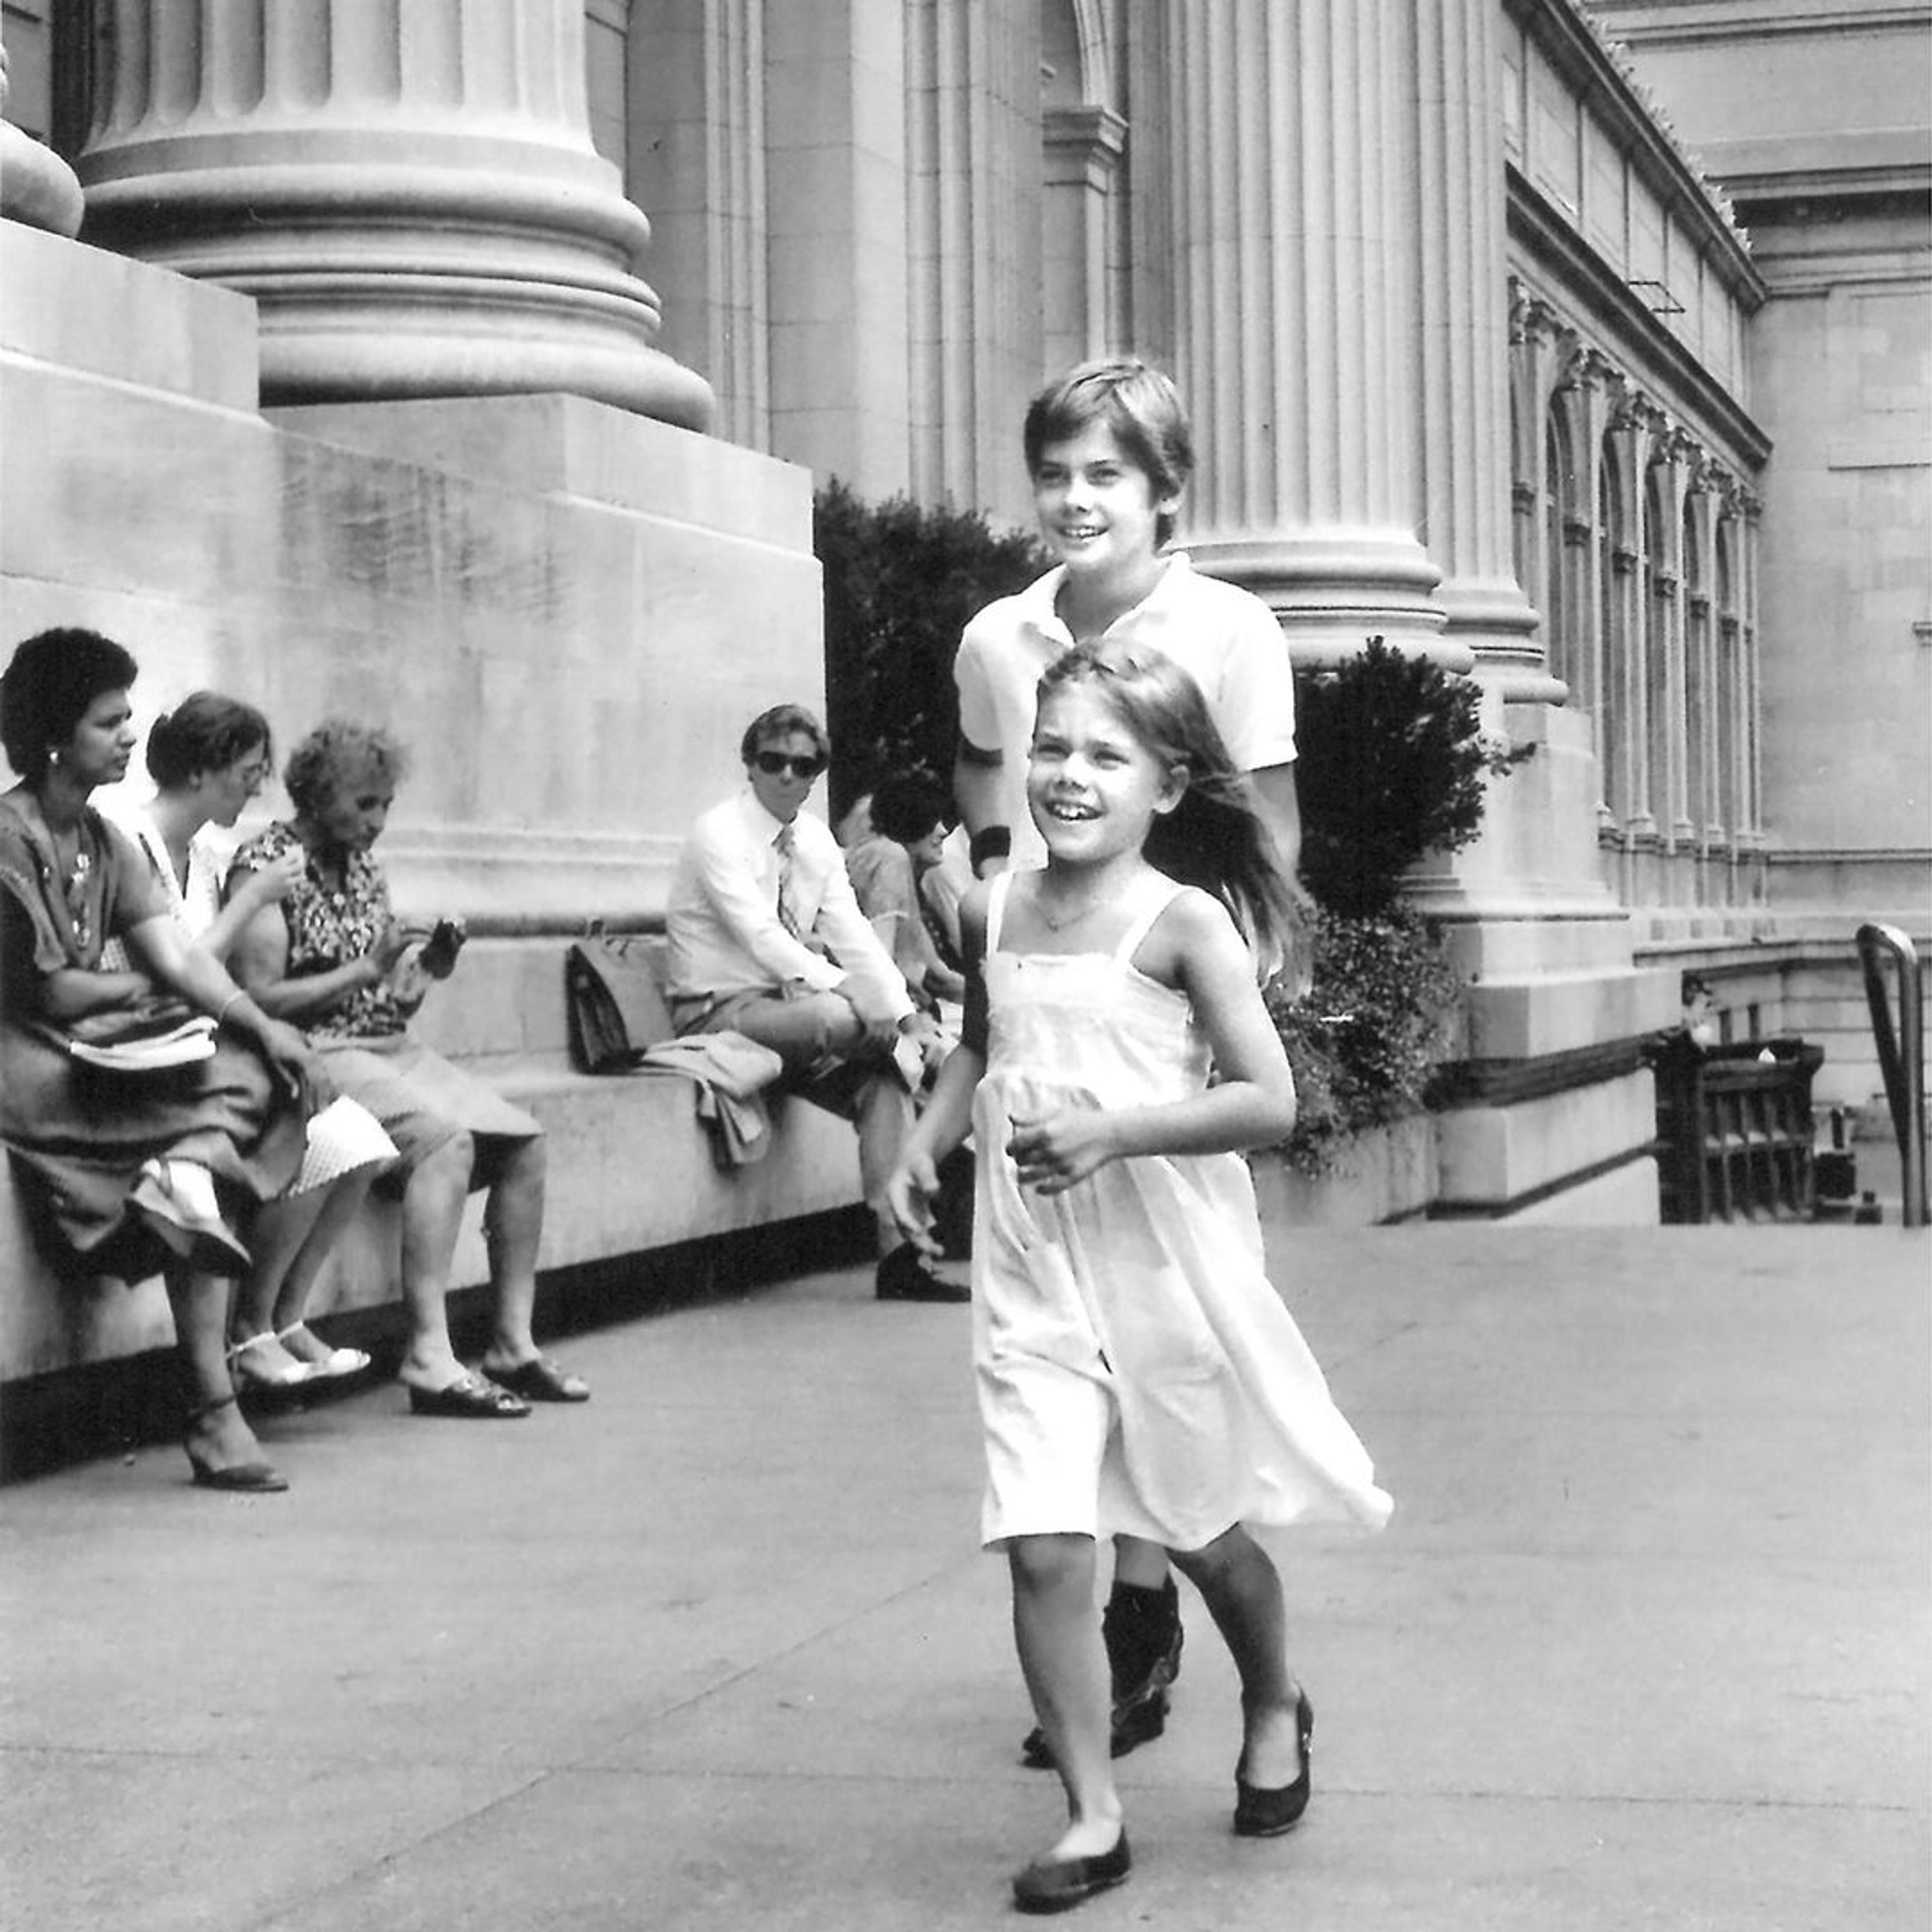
[1,1053,862,1387]
[1,218,260,409]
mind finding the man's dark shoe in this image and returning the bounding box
[875,1244,970,1303]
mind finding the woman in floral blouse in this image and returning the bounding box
[231,720,588,1419]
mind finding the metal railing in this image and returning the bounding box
[1855,923,1928,1228]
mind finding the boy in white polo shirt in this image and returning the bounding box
[951,355,1311,1770]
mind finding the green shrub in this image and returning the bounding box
[816,480,1047,817]
[1269,638,1514,1176]
[1267,903,1464,1177]
[1294,636,1514,916]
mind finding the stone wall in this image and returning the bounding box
[0,215,866,1384]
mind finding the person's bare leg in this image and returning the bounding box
[854,1073,917,1257]
[267,1171,374,1332]
[1112,1537,1168,1589]
[1169,1525,1303,1787]
[474,1139,547,1367]
[227,1186,329,1381]
[169,1267,276,1478]
[271,1170,377,1366]
[394,1134,473,1390]
[1009,1535,1124,1861]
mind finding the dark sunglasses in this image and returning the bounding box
[751,750,826,780]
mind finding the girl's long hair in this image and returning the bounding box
[1035,641,1300,971]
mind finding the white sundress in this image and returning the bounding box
[109,807,396,1194]
[971,868,1393,1553]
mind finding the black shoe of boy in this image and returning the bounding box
[875,1244,971,1303]
[1020,1576,1185,1768]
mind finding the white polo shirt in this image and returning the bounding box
[954,552,1297,868]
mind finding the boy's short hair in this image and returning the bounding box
[1022,357,1196,547]
[740,703,830,767]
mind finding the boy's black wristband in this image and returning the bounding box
[969,827,1011,874]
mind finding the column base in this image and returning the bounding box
[1438,578,1567,703]
[255,301,714,430]
[1186,532,1463,670]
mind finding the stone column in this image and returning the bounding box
[623,0,770,450]
[1412,0,1554,699]
[75,0,712,428]
[904,0,1043,520]
[1042,101,1126,371]
[0,42,84,236]
[1146,1,1452,666]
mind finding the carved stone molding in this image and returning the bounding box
[1558,342,1618,394]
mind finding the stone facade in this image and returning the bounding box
[1,0,1926,1275]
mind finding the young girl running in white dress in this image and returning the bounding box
[889,639,1391,1914]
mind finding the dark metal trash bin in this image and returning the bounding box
[1646,1034,1825,1225]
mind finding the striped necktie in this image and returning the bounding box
[773,823,802,939]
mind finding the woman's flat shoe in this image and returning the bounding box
[1233,1688,1314,1837]
[480,1356,589,1403]
[1011,1832,1131,1914]
[407,1374,531,1419]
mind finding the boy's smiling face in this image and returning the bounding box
[1030,421,1179,587]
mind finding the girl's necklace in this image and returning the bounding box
[1031,886,1112,932]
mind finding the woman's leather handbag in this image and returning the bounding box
[564,928,676,1074]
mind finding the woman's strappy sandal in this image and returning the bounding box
[228,1331,313,1392]
[183,1393,288,1493]
[277,1322,371,1381]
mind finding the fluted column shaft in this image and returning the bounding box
[1413,0,1553,698]
[1152,1,1451,666]
[76,0,711,427]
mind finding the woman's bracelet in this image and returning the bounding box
[215,989,246,1029]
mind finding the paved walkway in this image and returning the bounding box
[2,1223,1926,1931]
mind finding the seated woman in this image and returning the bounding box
[230,720,588,1418]
[0,629,328,1492]
[843,772,968,1010]
[107,692,398,1392]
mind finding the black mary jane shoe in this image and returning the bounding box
[1011,1831,1131,1915]
[1233,1688,1314,1837]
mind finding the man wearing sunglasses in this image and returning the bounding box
[666,704,964,1303]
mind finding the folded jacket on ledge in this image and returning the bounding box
[633,1031,786,1168]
